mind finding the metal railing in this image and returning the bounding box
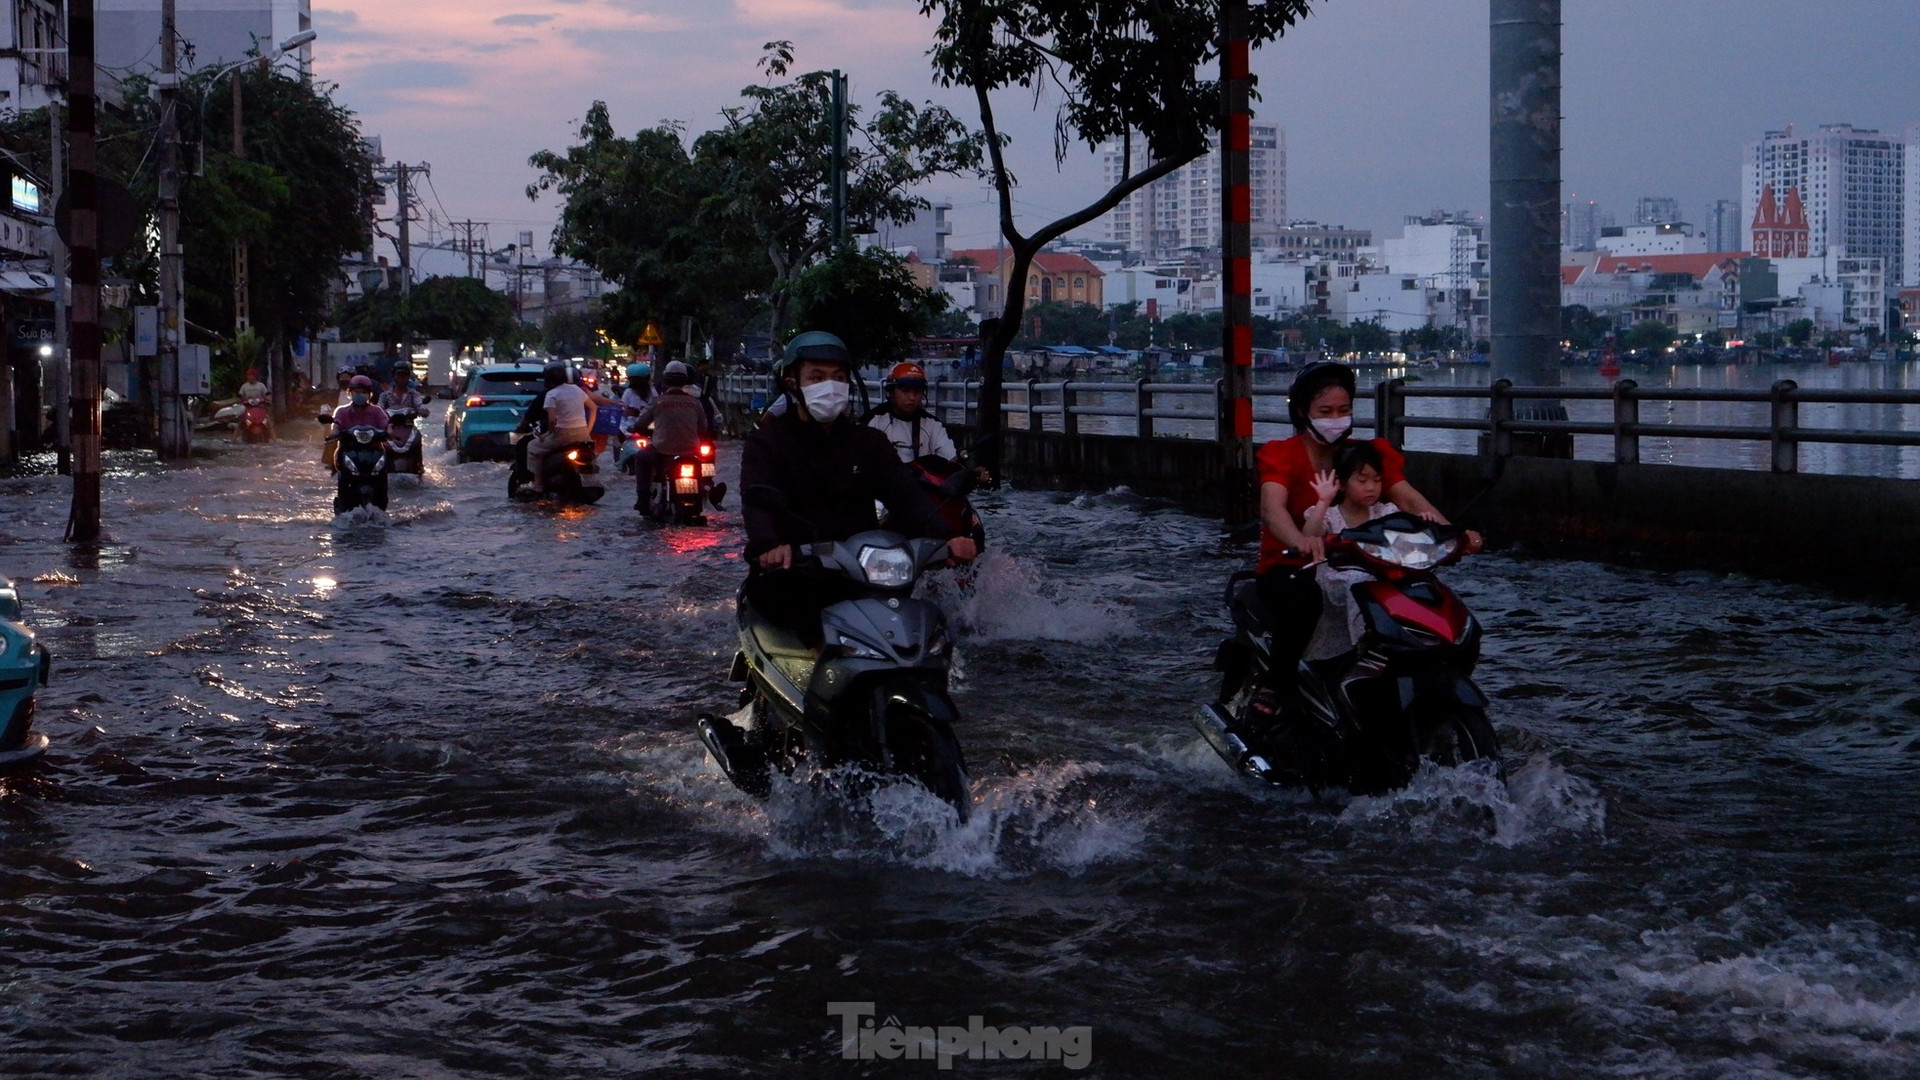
[715,374,1920,476]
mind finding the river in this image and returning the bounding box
[1,431,1916,1078]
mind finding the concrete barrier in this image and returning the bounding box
[948,424,1920,595]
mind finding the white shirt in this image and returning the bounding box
[867,410,957,463]
[544,383,592,431]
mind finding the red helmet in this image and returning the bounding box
[245,368,260,381]
[885,362,927,390]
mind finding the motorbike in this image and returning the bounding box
[508,427,605,505]
[901,454,986,548]
[634,435,726,524]
[238,396,272,443]
[0,576,51,769]
[320,416,390,514]
[698,492,971,821]
[383,407,426,475]
[1196,511,1499,795]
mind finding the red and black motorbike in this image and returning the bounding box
[238,396,272,443]
[1197,511,1499,794]
[634,436,725,524]
[905,455,986,548]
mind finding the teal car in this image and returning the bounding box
[444,362,548,462]
[0,576,50,769]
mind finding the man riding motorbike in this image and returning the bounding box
[742,331,978,647]
[865,362,960,464]
[516,362,596,494]
[628,360,716,511]
[378,366,427,414]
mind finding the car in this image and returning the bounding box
[443,362,549,462]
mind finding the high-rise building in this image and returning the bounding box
[1101,125,1286,260]
[1906,126,1920,289]
[1562,199,1613,251]
[1742,123,1909,285]
[1634,196,1682,226]
[1703,199,1743,253]
[98,0,313,77]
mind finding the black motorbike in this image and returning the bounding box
[508,428,605,505]
[321,418,389,513]
[1197,512,1499,794]
[383,407,426,475]
[698,500,971,821]
[635,436,726,524]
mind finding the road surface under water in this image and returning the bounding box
[1,433,1917,1078]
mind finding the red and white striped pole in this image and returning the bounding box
[1221,0,1256,526]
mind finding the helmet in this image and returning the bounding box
[244,368,260,381]
[776,331,851,378]
[625,362,651,381]
[662,360,692,388]
[1286,361,1357,431]
[543,363,569,388]
[348,374,375,391]
[885,362,928,390]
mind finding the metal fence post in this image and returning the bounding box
[1375,377,1406,449]
[1770,379,1799,474]
[1490,378,1514,458]
[1215,378,1228,443]
[1026,377,1039,433]
[1136,377,1152,441]
[1061,380,1078,437]
[1613,378,1639,465]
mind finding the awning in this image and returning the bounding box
[0,269,56,298]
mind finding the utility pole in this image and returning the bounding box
[68,0,103,541]
[829,70,848,249]
[376,160,428,360]
[1490,0,1566,449]
[51,57,69,475]
[1220,0,1255,528]
[156,0,187,458]
[456,219,482,278]
[231,63,251,334]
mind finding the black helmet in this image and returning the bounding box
[1286,362,1357,432]
[543,362,569,388]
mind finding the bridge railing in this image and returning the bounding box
[714,374,1920,476]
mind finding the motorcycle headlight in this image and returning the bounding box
[1356,531,1455,570]
[857,545,916,588]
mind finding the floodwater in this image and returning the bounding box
[1,430,1917,1078]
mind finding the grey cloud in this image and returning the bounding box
[493,14,556,27]
[351,59,471,93]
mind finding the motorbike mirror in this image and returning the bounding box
[316,414,334,427]
[1225,521,1262,545]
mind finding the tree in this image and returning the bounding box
[1560,305,1613,350]
[337,276,519,352]
[528,45,981,354]
[785,247,948,364]
[1623,319,1675,351]
[918,0,1315,470]
[1784,318,1815,347]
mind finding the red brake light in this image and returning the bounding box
[698,443,713,458]
[678,463,696,479]
[465,395,486,407]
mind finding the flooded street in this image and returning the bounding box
[2,432,1918,1078]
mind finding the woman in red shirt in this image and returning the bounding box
[1250,363,1453,715]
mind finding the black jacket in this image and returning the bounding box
[741,410,954,561]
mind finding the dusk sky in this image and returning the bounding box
[311,0,1920,264]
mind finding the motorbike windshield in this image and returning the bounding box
[1354,524,1456,570]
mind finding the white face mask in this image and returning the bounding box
[1310,416,1352,444]
[800,379,851,422]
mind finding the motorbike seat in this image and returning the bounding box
[1229,577,1270,638]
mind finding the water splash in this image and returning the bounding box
[925,549,1133,643]
[1337,754,1606,846]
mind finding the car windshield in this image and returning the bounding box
[475,370,545,395]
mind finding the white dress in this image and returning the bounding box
[1303,501,1398,661]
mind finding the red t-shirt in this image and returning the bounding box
[1255,435,1406,573]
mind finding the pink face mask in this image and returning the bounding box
[1310,416,1352,444]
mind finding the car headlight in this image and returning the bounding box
[857,545,916,588]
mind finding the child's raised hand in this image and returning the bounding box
[1310,469,1339,504]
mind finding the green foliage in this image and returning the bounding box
[786,248,947,364]
[541,306,603,357]
[337,276,518,351]
[1561,304,1614,350]
[1623,319,1676,351]
[1784,318,1815,347]
[528,45,981,353]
